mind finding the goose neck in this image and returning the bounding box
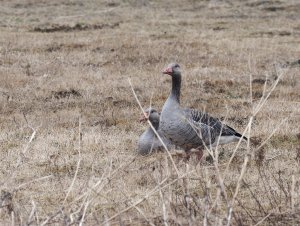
[150,120,159,130]
[170,75,181,103]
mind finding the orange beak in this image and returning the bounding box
[139,112,149,122]
[162,67,172,75]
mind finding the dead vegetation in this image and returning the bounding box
[0,0,300,225]
[32,22,120,33]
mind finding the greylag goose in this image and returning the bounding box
[137,107,173,155]
[160,63,247,157]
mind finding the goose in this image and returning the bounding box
[160,63,247,158]
[137,107,173,155]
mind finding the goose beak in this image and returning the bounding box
[162,67,172,75]
[139,112,149,122]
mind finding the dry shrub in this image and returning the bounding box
[0,0,300,225]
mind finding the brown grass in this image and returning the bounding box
[0,0,300,225]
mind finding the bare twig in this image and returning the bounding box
[27,200,36,225]
[128,78,180,176]
[115,182,156,226]
[15,175,54,191]
[223,67,288,181]
[253,68,286,115]
[291,175,295,212]
[16,124,37,167]
[159,185,168,226]
[23,125,36,154]
[265,154,282,162]
[11,211,15,226]
[227,117,253,226]
[254,117,289,152]
[133,205,156,226]
[103,168,196,224]
[104,177,169,224]
[254,213,271,226]
[79,200,91,226]
[63,117,82,205]
[225,61,288,225]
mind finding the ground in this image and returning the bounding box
[0,0,300,225]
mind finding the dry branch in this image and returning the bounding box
[128,78,180,176]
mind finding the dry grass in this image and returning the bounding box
[0,0,300,225]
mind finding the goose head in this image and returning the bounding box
[162,63,181,77]
[139,107,160,125]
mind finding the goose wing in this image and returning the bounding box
[183,108,244,144]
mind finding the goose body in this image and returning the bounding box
[138,108,173,155]
[160,63,247,154]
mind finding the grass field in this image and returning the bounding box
[0,0,300,225]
